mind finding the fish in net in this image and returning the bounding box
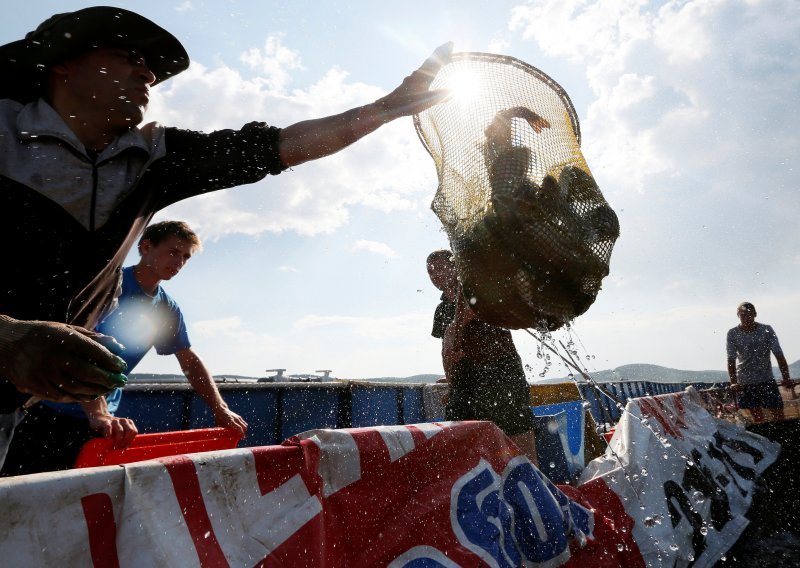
[414,52,619,331]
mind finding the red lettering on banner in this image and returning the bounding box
[638,399,684,440]
[671,394,688,431]
[81,493,120,568]
[406,424,434,447]
[160,455,229,568]
[251,446,311,496]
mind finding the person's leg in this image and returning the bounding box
[759,382,785,421]
[444,360,481,422]
[0,404,96,476]
[0,408,25,470]
[474,357,539,466]
[510,430,539,467]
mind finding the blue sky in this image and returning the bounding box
[4,1,799,380]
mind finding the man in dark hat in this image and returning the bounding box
[0,6,451,464]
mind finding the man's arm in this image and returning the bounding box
[174,348,247,436]
[727,357,739,391]
[725,330,740,391]
[278,43,451,168]
[80,397,138,449]
[0,315,128,403]
[776,353,792,387]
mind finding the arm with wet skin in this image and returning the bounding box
[175,348,248,437]
[278,43,452,168]
[80,396,138,449]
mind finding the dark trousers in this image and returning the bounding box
[446,355,535,437]
[0,404,97,477]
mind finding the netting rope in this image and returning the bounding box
[415,53,619,330]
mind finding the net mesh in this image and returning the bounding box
[415,52,619,330]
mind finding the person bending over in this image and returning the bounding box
[1,221,247,476]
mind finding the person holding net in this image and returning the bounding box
[0,6,451,466]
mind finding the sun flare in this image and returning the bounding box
[446,68,482,105]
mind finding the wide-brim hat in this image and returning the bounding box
[0,6,189,103]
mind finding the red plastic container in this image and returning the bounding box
[74,427,243,468]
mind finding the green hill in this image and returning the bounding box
[130,360,800,385]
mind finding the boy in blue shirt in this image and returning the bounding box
[1,221,247,475]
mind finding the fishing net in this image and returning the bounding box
[415,52,619,330]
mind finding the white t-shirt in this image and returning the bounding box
[726,323,784,385]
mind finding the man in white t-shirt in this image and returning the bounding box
[726,302,792,409]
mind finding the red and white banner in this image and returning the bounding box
[0,393,775,567]
[580,388,779,567]
[0,421,641,567]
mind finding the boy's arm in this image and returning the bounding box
[175,348,248,436]
[80,396,138,448]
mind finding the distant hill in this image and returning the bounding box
[130,361,800,385]
[542,360,800,385]
[355,374,443,384]
[556,364,729,384]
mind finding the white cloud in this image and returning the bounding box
[352,239,397,259]
[175,1,193,13]
[239,35,304,92]
[487,37,511,54]
[507,0,800,301]
[191,316,248,336]
[146,51,436,240]
[293,313,429,338]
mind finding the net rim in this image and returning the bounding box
[413,52,582,160]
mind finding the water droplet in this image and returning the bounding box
[617,543,625,552]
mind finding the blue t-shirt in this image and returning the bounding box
[44,266,191,418]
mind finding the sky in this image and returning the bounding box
[4,0,799,381]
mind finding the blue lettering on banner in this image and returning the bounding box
[400,560,454,568]
[388,545,462,568]
[451,457,593,567]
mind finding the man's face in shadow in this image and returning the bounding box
[427,255,458,301]
[737,304,756,328]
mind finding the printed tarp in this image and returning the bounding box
[0,421,637,567]
[580,388,780,567]
[0,392,777,567]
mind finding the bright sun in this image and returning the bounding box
[446,68,481,105]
